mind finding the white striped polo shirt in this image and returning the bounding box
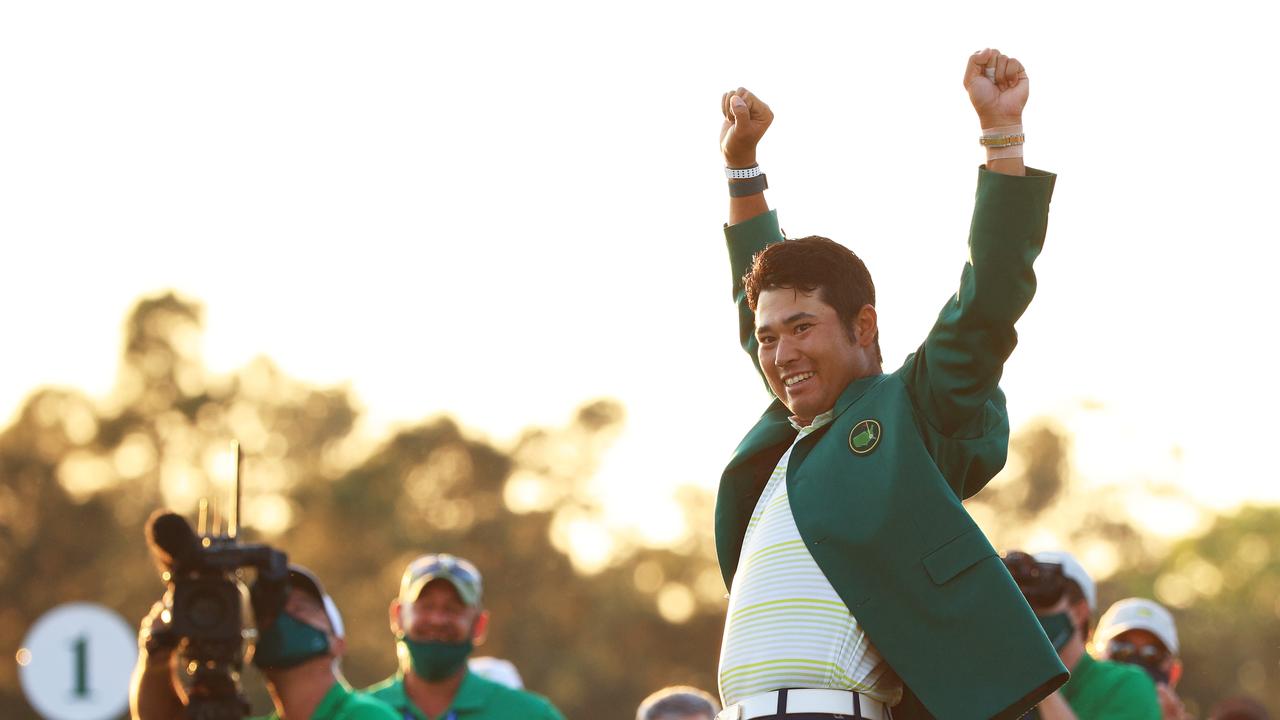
[718,410,902,708]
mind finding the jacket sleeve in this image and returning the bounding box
[725,210,785,392]
[902,166,1056,436]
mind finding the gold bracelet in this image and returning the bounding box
[979,133,1026,148]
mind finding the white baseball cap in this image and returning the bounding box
[1033,551,1096,612]
[288,564,345,639]
[1095,598,1179,655]
[468,656,524,689]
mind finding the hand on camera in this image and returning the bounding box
[138,600,177,656]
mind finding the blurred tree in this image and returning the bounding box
[968,421,1279,717]
[0,291,364,717]
[20,291,1273,719]
[0,292,727,718]
[1096,505,1280,718]
[283,398,727,714]
[968,420,1163,572]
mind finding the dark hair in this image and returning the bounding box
[743,236,881,363]
[637,686,720,720]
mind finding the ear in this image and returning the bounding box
[471,610,491,647]
[389,598,404,637]
[1168,659,1182,688]
[853,304,878,348]
[329,635,347,658]
[1070,601,1091,639]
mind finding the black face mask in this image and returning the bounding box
[1144,666,1172,685]
[252,614,331,670]
[400,637,474,681]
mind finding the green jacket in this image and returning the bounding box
[716,167,1068,720]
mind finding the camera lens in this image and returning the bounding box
[189,591,232,632]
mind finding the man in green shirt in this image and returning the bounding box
[131,564,398,720]
[1096,597,1189,720]
[365,553,565,720]
[1005,551,1162,720]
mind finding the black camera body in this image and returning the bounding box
[147,511,289,720]
[1001,550,1067,609]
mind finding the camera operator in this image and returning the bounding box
[1095,598,1188,720]
[130,564,398,720]
[1003,550,1161,719]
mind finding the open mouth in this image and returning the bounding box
[784,372,815,388]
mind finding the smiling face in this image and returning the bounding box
[755,287,879,425]
[391,578,488,645]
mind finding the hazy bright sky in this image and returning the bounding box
[3,1,1277,549]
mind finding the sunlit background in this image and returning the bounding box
[3,1,1278,717]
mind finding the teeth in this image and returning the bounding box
[785,372,814,387]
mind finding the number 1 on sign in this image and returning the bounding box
[72,635,90,699]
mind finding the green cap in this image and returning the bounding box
[399,553,483,607]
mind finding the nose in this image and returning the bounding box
[416,607,450,626]
[773,334,799,368]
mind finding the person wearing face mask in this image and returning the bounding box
[1003,551,1161,720]
[1095,598,1188,720]
[130,564,398,720]
[365,553,565,720]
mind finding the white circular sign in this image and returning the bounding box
[17,602,138,720]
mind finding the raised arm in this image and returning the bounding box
[903,49,1056,444]
[721,89,784,384]
[721,88,773,225]
[966,48,1029,177]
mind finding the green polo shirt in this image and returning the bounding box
[366,671,565,720]
[1058,652,1161,720]
[252,679,399,720]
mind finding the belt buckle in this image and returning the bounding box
[715,704,743,720]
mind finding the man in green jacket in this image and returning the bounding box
[714,49,1067,720]
[365,553,565,720]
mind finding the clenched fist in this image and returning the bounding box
[720,87,773,168]
[965,48,1029,128]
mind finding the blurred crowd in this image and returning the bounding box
[126,547,1269,720]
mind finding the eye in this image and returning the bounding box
[758,335,776,345]
[794,323,813,334]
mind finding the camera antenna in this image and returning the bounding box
[230,440,241,540]
[198,497,210,537]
